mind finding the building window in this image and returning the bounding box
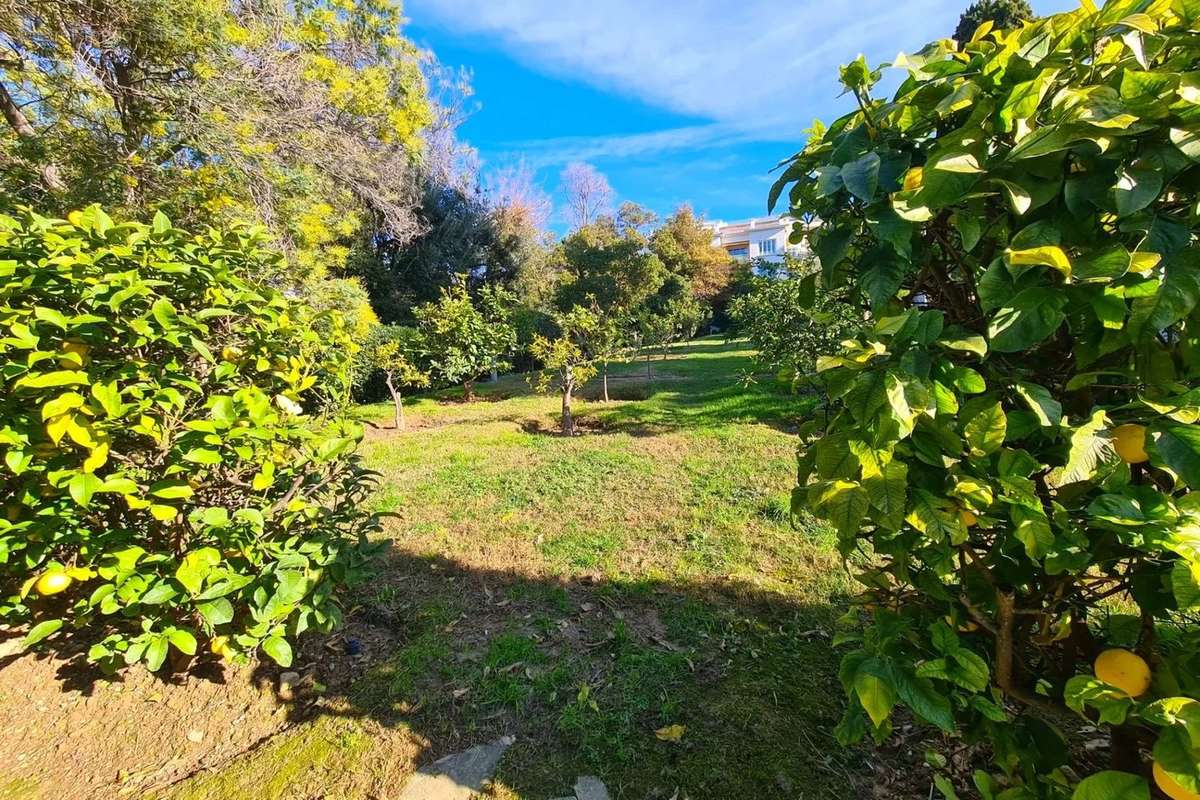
[728,245,749,257]
[759,239,776,255]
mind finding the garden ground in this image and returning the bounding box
[1,339,919,799]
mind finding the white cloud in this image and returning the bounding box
[496,122,765,168]
[410,0,1077,168]
[411,0,974,134]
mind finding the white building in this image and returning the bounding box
[706,215,808,263]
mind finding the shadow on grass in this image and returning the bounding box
[162,548,868,800]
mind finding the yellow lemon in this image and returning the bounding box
[1155,761,1200,800]
[35,570,73,596]
[1094,648,1152,697]
[58,340,90,369]
[1112,424,1149,464]
[959,509,978,527]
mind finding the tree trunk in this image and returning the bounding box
[463,379,475,402]
[561,376,576,436]
[385,373,404,430]
[0,82,66,193]
[645,351,652,381]
[602,363,610,403]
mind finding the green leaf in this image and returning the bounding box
[854,671,896,727]
[841,152,881,200]
[262,636,293,667]
[890,665,955,732]
[1072,771,1149,800]
[987,288,1067,353]
[964,400,1007,456]
[1074,245,1132,282]
[68,472,102,507]
[1048,410,1115,488]
[1114,166,1163,217]
[176,547,222,595]
[1141,248,1200,333]
[1152,424,1200,488]
[23,619,63,647]
[860,258,906,311]
[1153,726,1200,795]
[168,628,198,656]
[1171,560,1200,610]
[144,636,169,671]
[14,371,89,390]
[812,480,870,540]
[90,381,125,417]
[183,448,223,466]
[1014,382,1062,427]
[150,480,194,500]
[197,597,235,626]
[864,460,907,529]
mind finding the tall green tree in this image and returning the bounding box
[650,205,736,313]
[954,0,1034,41]
[0,0,432,278]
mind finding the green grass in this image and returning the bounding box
[161,338,865,799]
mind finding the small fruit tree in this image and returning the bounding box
[414,284,516,401]
[772,2,1200,797]
[727,257,861,382]
[0,206,382,671]
[529,306,600,436]
[366,325,429,430]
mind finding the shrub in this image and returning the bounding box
[0,206,382,672]
[414,283,516,400]
[772,2,1200,797]
[727,259,860,383]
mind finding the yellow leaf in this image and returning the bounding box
[655,724,686,742]
[1005,246,1072,278]
[66,415,98,449]
[902,166,924,191]
[83,442,109,473]
[149,504,177,521]
[45,413,71,444]
[1130,251,1161,272]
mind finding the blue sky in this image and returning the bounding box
[405,0,1077,232]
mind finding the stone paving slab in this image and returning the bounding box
[397,735,515,800]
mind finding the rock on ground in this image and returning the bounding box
[573,775,612,800]
[397,735,515,800]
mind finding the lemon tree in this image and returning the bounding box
[0,206,383,672]
[771,2,1200,796]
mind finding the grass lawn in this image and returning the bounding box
[159,338,870,799]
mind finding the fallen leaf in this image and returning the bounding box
[655,724,686,742]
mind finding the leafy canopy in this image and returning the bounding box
[771,0,1200,796]
[0,206,382,672]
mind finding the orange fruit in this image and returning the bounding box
[1154,761,1200,800]
[1094,648,1152,697]
[1112,424,1149,464]
[35,570,72,596]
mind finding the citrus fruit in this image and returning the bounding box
[58,340,90,369]
[35,570,72,596]
[1094,648,1152,697]
[1154,760,1200,800]
[1112,424,1149,464]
